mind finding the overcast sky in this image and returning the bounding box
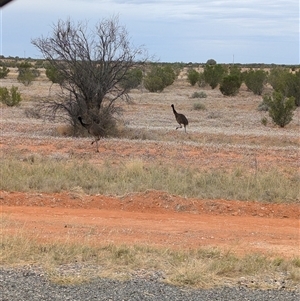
[0,0,299,64]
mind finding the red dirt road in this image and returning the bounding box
[1,190,299,258]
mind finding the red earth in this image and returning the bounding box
[1,189,299,258]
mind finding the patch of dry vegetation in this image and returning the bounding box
[0,156,298,203]
[0,222,299,289]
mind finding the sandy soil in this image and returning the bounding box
[1,190,299,258]
[1,70,299,258]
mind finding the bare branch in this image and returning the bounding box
[31,16,148,135]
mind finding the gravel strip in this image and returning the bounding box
[1,267,299,301]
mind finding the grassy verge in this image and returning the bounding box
[0,156,299,202]
[1,228,299,289]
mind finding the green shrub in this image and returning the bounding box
[18,68,40,86]
[45,64,65,85]
[161,65,176,87]
[268,67,289,92]
[261,117,268,126]
[187,69,200,86]
[0,86,22,106]
[203,64,226,89]
[144,74,164,92]
[268,68,300,106]
[169,63,184,77]
[263,91,296,127]
[219,74,241,96]
[284,71,300,107]
[17,62,40,86]
[193,102,206,110]
[243,69,268,95]
[119,68,143,91]
[0,66,10,78]
[34,60,46,68]
[191,91,207,98]
[197,72,206,87]
[0,87,9,103]
[144,65,176,92]
[229,65,242,82]
[17,61,33,69]
[206,59,217,65]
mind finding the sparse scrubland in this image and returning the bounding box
[0,59,299,290]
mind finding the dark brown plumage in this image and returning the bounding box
[78,116,105,152]
[171,104,188,132]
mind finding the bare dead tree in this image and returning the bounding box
[31,16,148,135]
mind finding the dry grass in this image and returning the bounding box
[0,156,298,203]
[0,221,299,289]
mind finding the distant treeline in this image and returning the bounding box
[0,55,299,70]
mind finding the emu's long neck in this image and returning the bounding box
[78,117,90,129]
[172,106,177,116]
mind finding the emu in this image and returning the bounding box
[171,104,188,133]
[78,116,105,152]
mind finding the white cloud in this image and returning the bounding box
[1,0,299,63]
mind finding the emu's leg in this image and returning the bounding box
[92,137,100,152]
[91,137,100,145]
[176,124,182,130]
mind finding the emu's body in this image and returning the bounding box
[171,104,188,132]
[78,116,105,152]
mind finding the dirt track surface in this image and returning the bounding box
[1,190,299,258]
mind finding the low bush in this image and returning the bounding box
[284,71,300,106]
[229,65,242,82]
[0,66,10,78]
[187,69,200,86]
[143,74,164,92]
[243,69,268,95]
[45,64,65,85]
[203,64,227,89]
[0,86,22,106]
[261,117,268,126]
[17,66,40,86]
[119,68,143,91]
[197,72,206,87]
[268,68,300,106]
[206,58,217,65]
[268,67,289,92]
[191,91,207,98]
[193,102,206,110]
[219,75,241,96]
[263,91,296,127]
[144,66,176,92]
